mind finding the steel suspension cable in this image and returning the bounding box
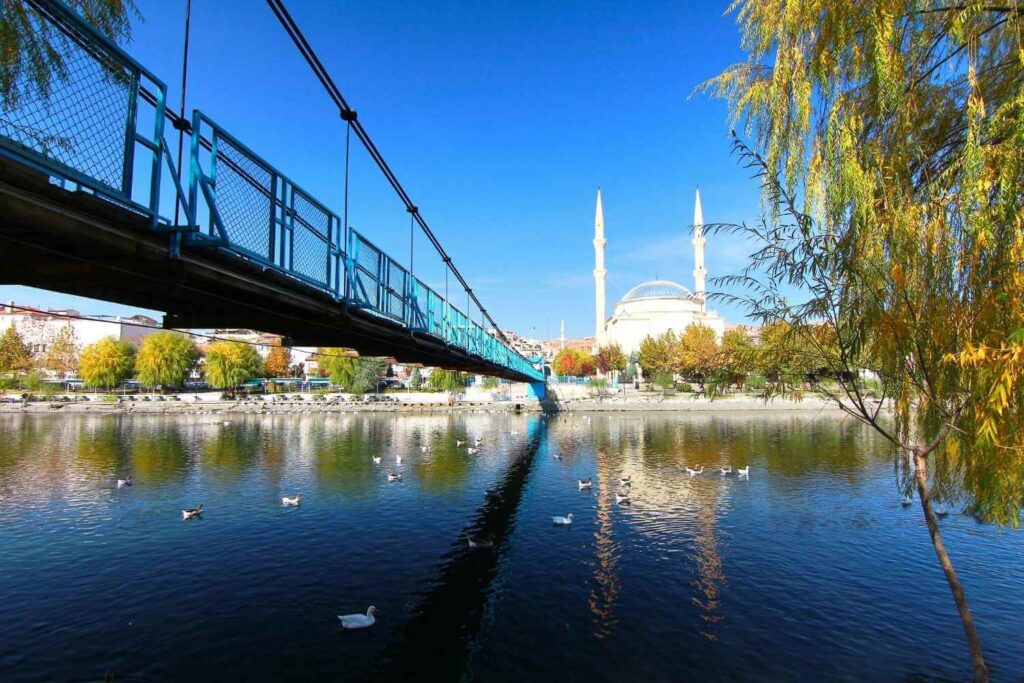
[263,0,515,348]
[173,0,192,226]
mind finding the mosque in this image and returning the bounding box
[593,188,726,355]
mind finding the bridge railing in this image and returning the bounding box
[189,111,343,296]
[0,0,188,229]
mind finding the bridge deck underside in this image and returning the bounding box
[0,160,535,382]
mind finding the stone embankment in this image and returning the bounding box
[0,392,868,415]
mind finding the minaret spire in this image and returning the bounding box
[692,187,707,311]
[593,188,607,346]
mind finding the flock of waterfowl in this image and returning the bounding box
[546,450,754,528]
[110,418,762,630]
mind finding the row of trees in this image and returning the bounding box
[550,322,846,396]
[0,324,395,392]
[552,343,627,377]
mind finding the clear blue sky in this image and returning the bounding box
[2,0,763,340]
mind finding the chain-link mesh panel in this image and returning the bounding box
[291,190,330,287]
[428,289,445,338]
[0,6,136,194]
[384,257,406,320]
[210,133,273,258]
[353,234,380,309]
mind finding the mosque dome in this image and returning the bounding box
[620,279,694,303]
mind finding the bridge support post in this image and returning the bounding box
[527,382,546,399]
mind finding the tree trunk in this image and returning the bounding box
[912,450,989,682]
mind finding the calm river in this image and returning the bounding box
[0,412,1020,681]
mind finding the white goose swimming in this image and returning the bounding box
[338,606,377,629]
[553,453,563,460]
[387,472,403,482]
[615,492,630,504]
[901,496,914,507]
[420,446,428,453]
[551,513,574,526]
[935,504,949,517]
[720,466,732,475]
[281,495,302,506]
[737,466,750,477]
[456,440,465,447]
[686,465,704,476]
[467,447,478,455]
[117,476,132,487]
[182,503,203,520]
[372,456,382,464]
[396,455,403,465]
[578,478,593,490]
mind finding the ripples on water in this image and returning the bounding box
[0,412,1020,682]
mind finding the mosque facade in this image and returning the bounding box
[593,188,726,355]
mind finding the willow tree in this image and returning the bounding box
[135,332,199,389]
[702,2,1023,680]
[203,341,264,390]
[79,337,135,389]
[1,0,138,108]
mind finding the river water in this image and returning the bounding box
[0,412,1020,682]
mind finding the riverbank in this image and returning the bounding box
[0,393,860,415]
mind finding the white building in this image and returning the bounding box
[594,189,726,356]
[0,302,160,361]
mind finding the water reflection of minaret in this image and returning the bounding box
[588,427,621,638]
[690,481,727,640]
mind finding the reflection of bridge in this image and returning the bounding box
[0,0,542,383]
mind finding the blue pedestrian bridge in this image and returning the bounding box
[0,0,543,383]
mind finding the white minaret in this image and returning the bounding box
[593,189,607,345]
[692,187,707,311]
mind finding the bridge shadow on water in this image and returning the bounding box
[369,416,548,682]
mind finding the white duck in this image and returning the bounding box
[281,495,302,506]
[117,476,132,488]
[686,465,704,476]
[372,456,382,464]
[467,447,478,455]
[553,453,563,460]
[396,455,403,465]
[720,466,733,475]
[737,466,750,477]
[578,478,593,490]
[615,492,630,504]
[551,513,574,526]
[338,606,377,629]
[935,505,950,517]
[456,440,465,447]
[420,446,428,453]
[901,496,914,507]
[387,472,403,482]
[182,503,203,520]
